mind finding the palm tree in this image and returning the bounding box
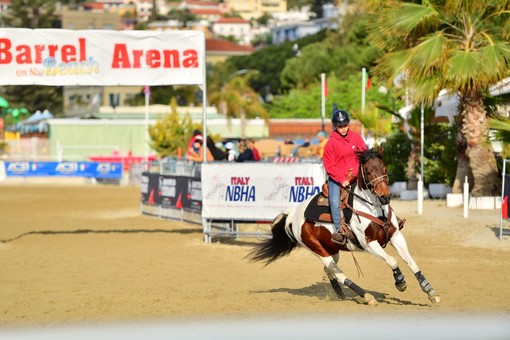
[209,70,269,138]
[489,117,510,158]
[370,0,510,196]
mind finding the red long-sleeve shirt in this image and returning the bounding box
[323,130,367,184]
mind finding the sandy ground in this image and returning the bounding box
[1,184,510,335]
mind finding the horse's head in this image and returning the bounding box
[357,145,391,205]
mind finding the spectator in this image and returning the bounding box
[206,136,226,161]
[284,137,294,145]
[291,137,311,157]
[224,141,236,162]
[236,139,255,162]
[186,138,214,162]
[247,138,261,161]
[186,129,203,157]
[316,131,328,158]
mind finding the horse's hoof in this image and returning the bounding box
[365,293,378,306]
[395,281,407,292]
[427,289,441,304]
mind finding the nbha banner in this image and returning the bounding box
[0,28,205,86]
[201,163,326,220]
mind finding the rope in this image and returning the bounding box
[350,250,364,278]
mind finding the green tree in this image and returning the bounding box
[166,8,196,28]
[268,74,394,119]
[371,0,510,197]
[227,30,328,97]
[0,0,63,116]
[148,99,201,158]
[1,0,59,28]
[209,71,268,138]
[382,130,411,184]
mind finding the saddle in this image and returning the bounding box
[304,182,354,224]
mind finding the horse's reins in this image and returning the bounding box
[344,163,393,248]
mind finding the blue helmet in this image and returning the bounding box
[331,109,350,127]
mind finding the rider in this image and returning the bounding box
[323,109,367,244]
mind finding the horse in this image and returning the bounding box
[248,146,441,306]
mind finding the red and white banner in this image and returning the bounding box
[201,162,326,220]
[0,28,205,86]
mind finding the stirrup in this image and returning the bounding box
[331,232,347,246]
[398,218,406,230]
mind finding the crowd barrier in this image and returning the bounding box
[140,158,326,242]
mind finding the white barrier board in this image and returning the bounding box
[201,162,326,220]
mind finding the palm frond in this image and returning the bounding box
[388,3,439,35]
[409,33,447,77]
[445,51,482,89]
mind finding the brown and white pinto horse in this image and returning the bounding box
[248,146,441,305]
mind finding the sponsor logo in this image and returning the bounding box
[226,176,255,202]
[96,163,112,173]
[55,162,78,174]
[7,162,30,174]
[289,176,320,203]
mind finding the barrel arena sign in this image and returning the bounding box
[0,28,205,86]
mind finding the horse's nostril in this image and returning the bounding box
[379,195,391,205]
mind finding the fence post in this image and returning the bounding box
[463,176,469,218]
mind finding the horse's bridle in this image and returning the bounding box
[360,162,389,191]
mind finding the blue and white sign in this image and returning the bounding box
[5,161,122,179]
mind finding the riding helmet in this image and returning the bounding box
[331,109,350,127]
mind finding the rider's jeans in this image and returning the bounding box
[328,177,342,232]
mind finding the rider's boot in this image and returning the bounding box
[331,219,348,245]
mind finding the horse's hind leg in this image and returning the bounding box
[324,253,345,299]
[390,232,441,304]
[320,256,377,306]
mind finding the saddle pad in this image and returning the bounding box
[304,189,355,224]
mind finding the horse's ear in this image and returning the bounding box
[378,143,383,155]
[357,168,365,190]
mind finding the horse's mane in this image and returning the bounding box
[357,148,381,164]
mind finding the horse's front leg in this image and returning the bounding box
[365,239,407,292]
[390,231,441,304]
[319,256,378,306]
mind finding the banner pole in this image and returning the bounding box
[144,86,150,167]
[361,67,366,115]
[321,73,326,133]
[202,32,207,164]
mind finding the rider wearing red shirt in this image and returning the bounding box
[323,109,367,244]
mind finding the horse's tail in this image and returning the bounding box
[247,212,297,266]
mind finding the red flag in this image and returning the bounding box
[503,196,508,219]
[366,70,372,90]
